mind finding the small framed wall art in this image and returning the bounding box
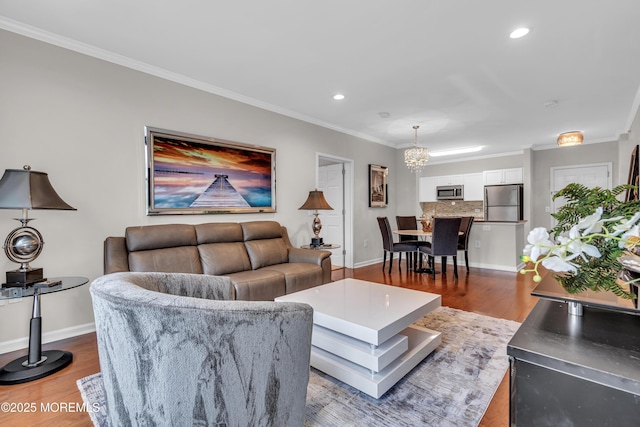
[145,127,276,215]
[369,164,388,208]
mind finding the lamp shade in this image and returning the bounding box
[298,190,333,211]
[0,166,76,211]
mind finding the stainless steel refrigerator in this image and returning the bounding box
[484,184,523,221]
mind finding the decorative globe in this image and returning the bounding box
[4,226,43,265]
[11,234,39,256]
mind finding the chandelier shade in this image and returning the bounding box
[404,125,429,173]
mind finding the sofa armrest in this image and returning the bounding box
[288,247,330,265]
[288,248,332,284]
[104,237,130,274]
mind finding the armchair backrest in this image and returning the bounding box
[431,217,462,256]
[90,272,313,427]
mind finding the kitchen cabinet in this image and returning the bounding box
[436,175,463,186]
[418,177,438,202]
[483,168,523,185]
[462,173,484,200]
[420,173,484,202]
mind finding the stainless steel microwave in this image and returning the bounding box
[436,185,464,200]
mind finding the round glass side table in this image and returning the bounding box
[300,244,341,250]
[0,276,89,385]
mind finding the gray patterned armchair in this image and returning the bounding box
[90,272,313,426]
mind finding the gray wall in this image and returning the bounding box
[0,30,398,347]
[530,142,619,228]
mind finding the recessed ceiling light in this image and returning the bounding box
[429,146,484,157]
[333,94,345,100]
[510,27,530,39]
[378,112,390,118]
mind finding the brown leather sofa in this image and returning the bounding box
[103,220,332,300]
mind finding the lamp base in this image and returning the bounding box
[0,350,73,384]
[5,268,44,287]
[311,237,323,247]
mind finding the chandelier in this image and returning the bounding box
[404,125,429,173]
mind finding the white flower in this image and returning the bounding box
[542,254,579,273]
[565,225,601,260]
[576,207,603,235]
[612,212,640,237]
[524,227,553,262]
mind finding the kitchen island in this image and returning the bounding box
[466,220,526,272]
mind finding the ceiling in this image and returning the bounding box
[2,1,640,161]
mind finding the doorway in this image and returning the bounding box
[316,153,354,268]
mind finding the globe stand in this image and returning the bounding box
[5,268,44,287]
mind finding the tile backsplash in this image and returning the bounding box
[420,201,484,219]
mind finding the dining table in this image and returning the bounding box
[393,229,433,273]
[393,229,462,274]
[392,229,433,238]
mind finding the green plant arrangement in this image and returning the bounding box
[520,183,640,299]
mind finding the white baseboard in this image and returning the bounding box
[0,322,96,355]
[468,261,525,273]
[354,256,524,273]
[354,258,384,268]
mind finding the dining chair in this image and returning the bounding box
[458,216,475,272]
[377,217,419,274]
[418,217,462,279]
[395,215,425,270]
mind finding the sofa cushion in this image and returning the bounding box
[129,247,203,274]
[126,224,197,251]
[195,223,244,244]
[225,270,286,301]
[262,263,324,295]
[244,239,289,269]
[241,221,283,241]
[198,243,252,275]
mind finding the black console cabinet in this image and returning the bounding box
[508,299,640,426]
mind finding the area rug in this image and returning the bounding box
[77,306,520,427]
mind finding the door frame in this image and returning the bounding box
[316,152,354,269]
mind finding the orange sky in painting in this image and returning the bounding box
[154,137,272,175]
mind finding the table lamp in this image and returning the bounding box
[0,166,76,286]
[298,190,333,247]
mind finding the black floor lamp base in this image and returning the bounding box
[0,350,73,385]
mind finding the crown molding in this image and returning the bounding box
[0,17,391,147]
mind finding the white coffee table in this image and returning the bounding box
[275,278,441,398]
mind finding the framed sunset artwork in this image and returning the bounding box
[145,127,276,215]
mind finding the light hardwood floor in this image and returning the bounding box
[0,261,540,426]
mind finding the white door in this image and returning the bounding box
[550,163,611,228]
[318,163,344,267]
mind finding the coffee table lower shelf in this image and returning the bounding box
[310,324,441,398]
